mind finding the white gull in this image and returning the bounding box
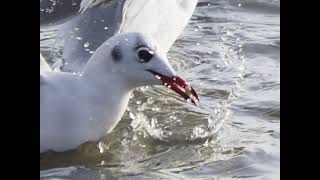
[40,32,199,153]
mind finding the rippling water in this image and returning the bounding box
[40,0,280,179]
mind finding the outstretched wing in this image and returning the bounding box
[59,0,198,72]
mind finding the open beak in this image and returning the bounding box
[147,70,199,105]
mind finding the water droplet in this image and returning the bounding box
[104,27,108,30]
[169,115,177,120]
[203,139,210,147]
[132,134,138,141]
[139,144,146,148]
[167,85,171,89]
[152,106,160,112]
[238,3,242,7]
[136,100,142,105]
[195,59,201,65]
[155,75,161,80]
[186,98,192,103]
[221,36,227,41]
[196,42,200,46]
[76,37,82,40]
[89,51,94,54]
[208,3,211,6]
[73,27,79,31]
[151,117,158,128]
[100,19,104,22]
[97,142,106,153]
[226,30,232,36]
[129,112,136,120]
[191,126,208,139]
[84,42,90,48]
[173,77,177,81]
[164,82,168,86]
[126,107,131,111]
[176,119,182,126]
[238,65,245,71]
[161,131,172,137]
[147,97,155,104]
[235,81,241,88]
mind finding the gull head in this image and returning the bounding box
[84,32,199,105]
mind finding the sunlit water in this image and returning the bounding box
[40,0,280,179]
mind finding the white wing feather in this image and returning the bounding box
[79,0,112,13]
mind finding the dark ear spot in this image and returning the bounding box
[111,45,122,62]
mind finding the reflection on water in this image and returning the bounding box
[40,0,280,179]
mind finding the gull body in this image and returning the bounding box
[40,33,199,153]
[40,1,200,153]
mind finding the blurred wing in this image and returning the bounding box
[59,0,198,72]
[79,0,114,13]
[121,0,198,53]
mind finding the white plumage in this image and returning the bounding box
[40,0,199,153]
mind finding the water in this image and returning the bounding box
[40,0,280,179]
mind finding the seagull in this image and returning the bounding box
[40,0,198,72]
[40,32,199,153]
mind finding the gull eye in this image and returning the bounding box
[137,47,154,63]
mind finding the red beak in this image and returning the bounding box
[147,70,199,105]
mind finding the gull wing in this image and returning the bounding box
[58,0,198,72]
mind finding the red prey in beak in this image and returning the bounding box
[147,70,199,105]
